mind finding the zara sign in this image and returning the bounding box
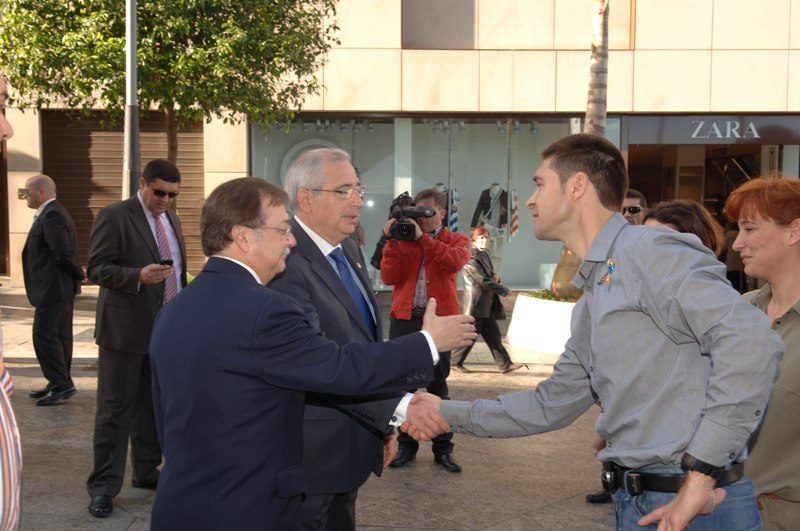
[690,120,760,139]
[627,115,800,144]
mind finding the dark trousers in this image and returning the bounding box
[451,317,514,370]
[301,490,357,531]
[32,298,75,390]
[87,346,161,497]
[389,316,454,456]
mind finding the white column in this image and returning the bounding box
[393,118,413,196]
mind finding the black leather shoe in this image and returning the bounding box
[389,448,416,468]
[35,386,77,406]
[585,490,612,504]
[29,387,51,399]
[434,453,462,473]
[131,478,158,490]
[88,495,113,517]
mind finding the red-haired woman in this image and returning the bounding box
[725,177,800,530]
[451,227,522,374]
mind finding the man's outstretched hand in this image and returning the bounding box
[400,392,447,441]
[421,299,477,352]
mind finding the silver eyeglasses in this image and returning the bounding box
[262,225,292,239]
[307,186,367,199]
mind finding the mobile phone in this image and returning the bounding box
[159,259,174,266]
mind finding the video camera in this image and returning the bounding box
[389,192,436,241]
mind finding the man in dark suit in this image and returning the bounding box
[22,174,84,406]
[85,159,187,518]
[272,148,417,530]
[149,177,474,531]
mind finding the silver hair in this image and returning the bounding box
[283,147,351,210]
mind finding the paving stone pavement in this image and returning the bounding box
[1,285,614,530]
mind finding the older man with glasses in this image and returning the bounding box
[271,148,441,530]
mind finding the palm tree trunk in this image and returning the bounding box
[550,0,609,300]
[584,0,609,136]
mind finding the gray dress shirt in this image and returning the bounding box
[442,213,783,469]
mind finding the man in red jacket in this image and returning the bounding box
[381,188,470,472]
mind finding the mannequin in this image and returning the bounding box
[471,183,507,269]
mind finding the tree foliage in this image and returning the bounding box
[0,0,338,159]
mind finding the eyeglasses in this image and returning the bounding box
[622,206,643,215]
[307,186,366,199]
[151,187,179,198]
[262,225,292,239]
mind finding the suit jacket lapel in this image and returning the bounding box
[127,197,161,262]
[291,219,376,339]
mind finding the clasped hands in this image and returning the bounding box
[400,392,449,441]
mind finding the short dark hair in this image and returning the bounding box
[644,199,724,256]
[626,188,648,208]
[414,188,447,210]
[541,134,628,211]
[201,177,288,256]
[142,159,181,184]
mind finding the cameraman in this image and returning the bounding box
[381,189,470,472]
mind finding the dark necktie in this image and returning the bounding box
[153,214,178,303]
[329,247,376,339]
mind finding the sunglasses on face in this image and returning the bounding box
[622,206,643,215]
[151,188,179,198]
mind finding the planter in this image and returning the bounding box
[506,295,575,356]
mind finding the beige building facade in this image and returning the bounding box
[3,0,800,287]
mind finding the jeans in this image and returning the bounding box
[613,465,761,531]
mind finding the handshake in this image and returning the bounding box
[402,392,448,441]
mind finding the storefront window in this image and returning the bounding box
[251,116,621,289]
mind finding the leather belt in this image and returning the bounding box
[410,307,426,317]
[601,461,744,496]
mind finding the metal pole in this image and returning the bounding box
[447,120,453,228]
[123,0,140,199]
[505,119,513,243]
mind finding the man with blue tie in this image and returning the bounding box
[271,148,423,530]
[149,177,475,530]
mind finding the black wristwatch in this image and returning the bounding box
[681,453,725,480]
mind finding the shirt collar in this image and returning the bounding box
[136,190,164,220]
[213,255,264,284]
[293,215,341,257]
[750,283,800,318]
[575,213,628,288]
[35,197,56,218]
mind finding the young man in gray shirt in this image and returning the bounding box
[403,133,783,530]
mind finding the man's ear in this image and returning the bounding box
[569,171,590,201]
[231,225,249,250]
[295,189,313,213]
